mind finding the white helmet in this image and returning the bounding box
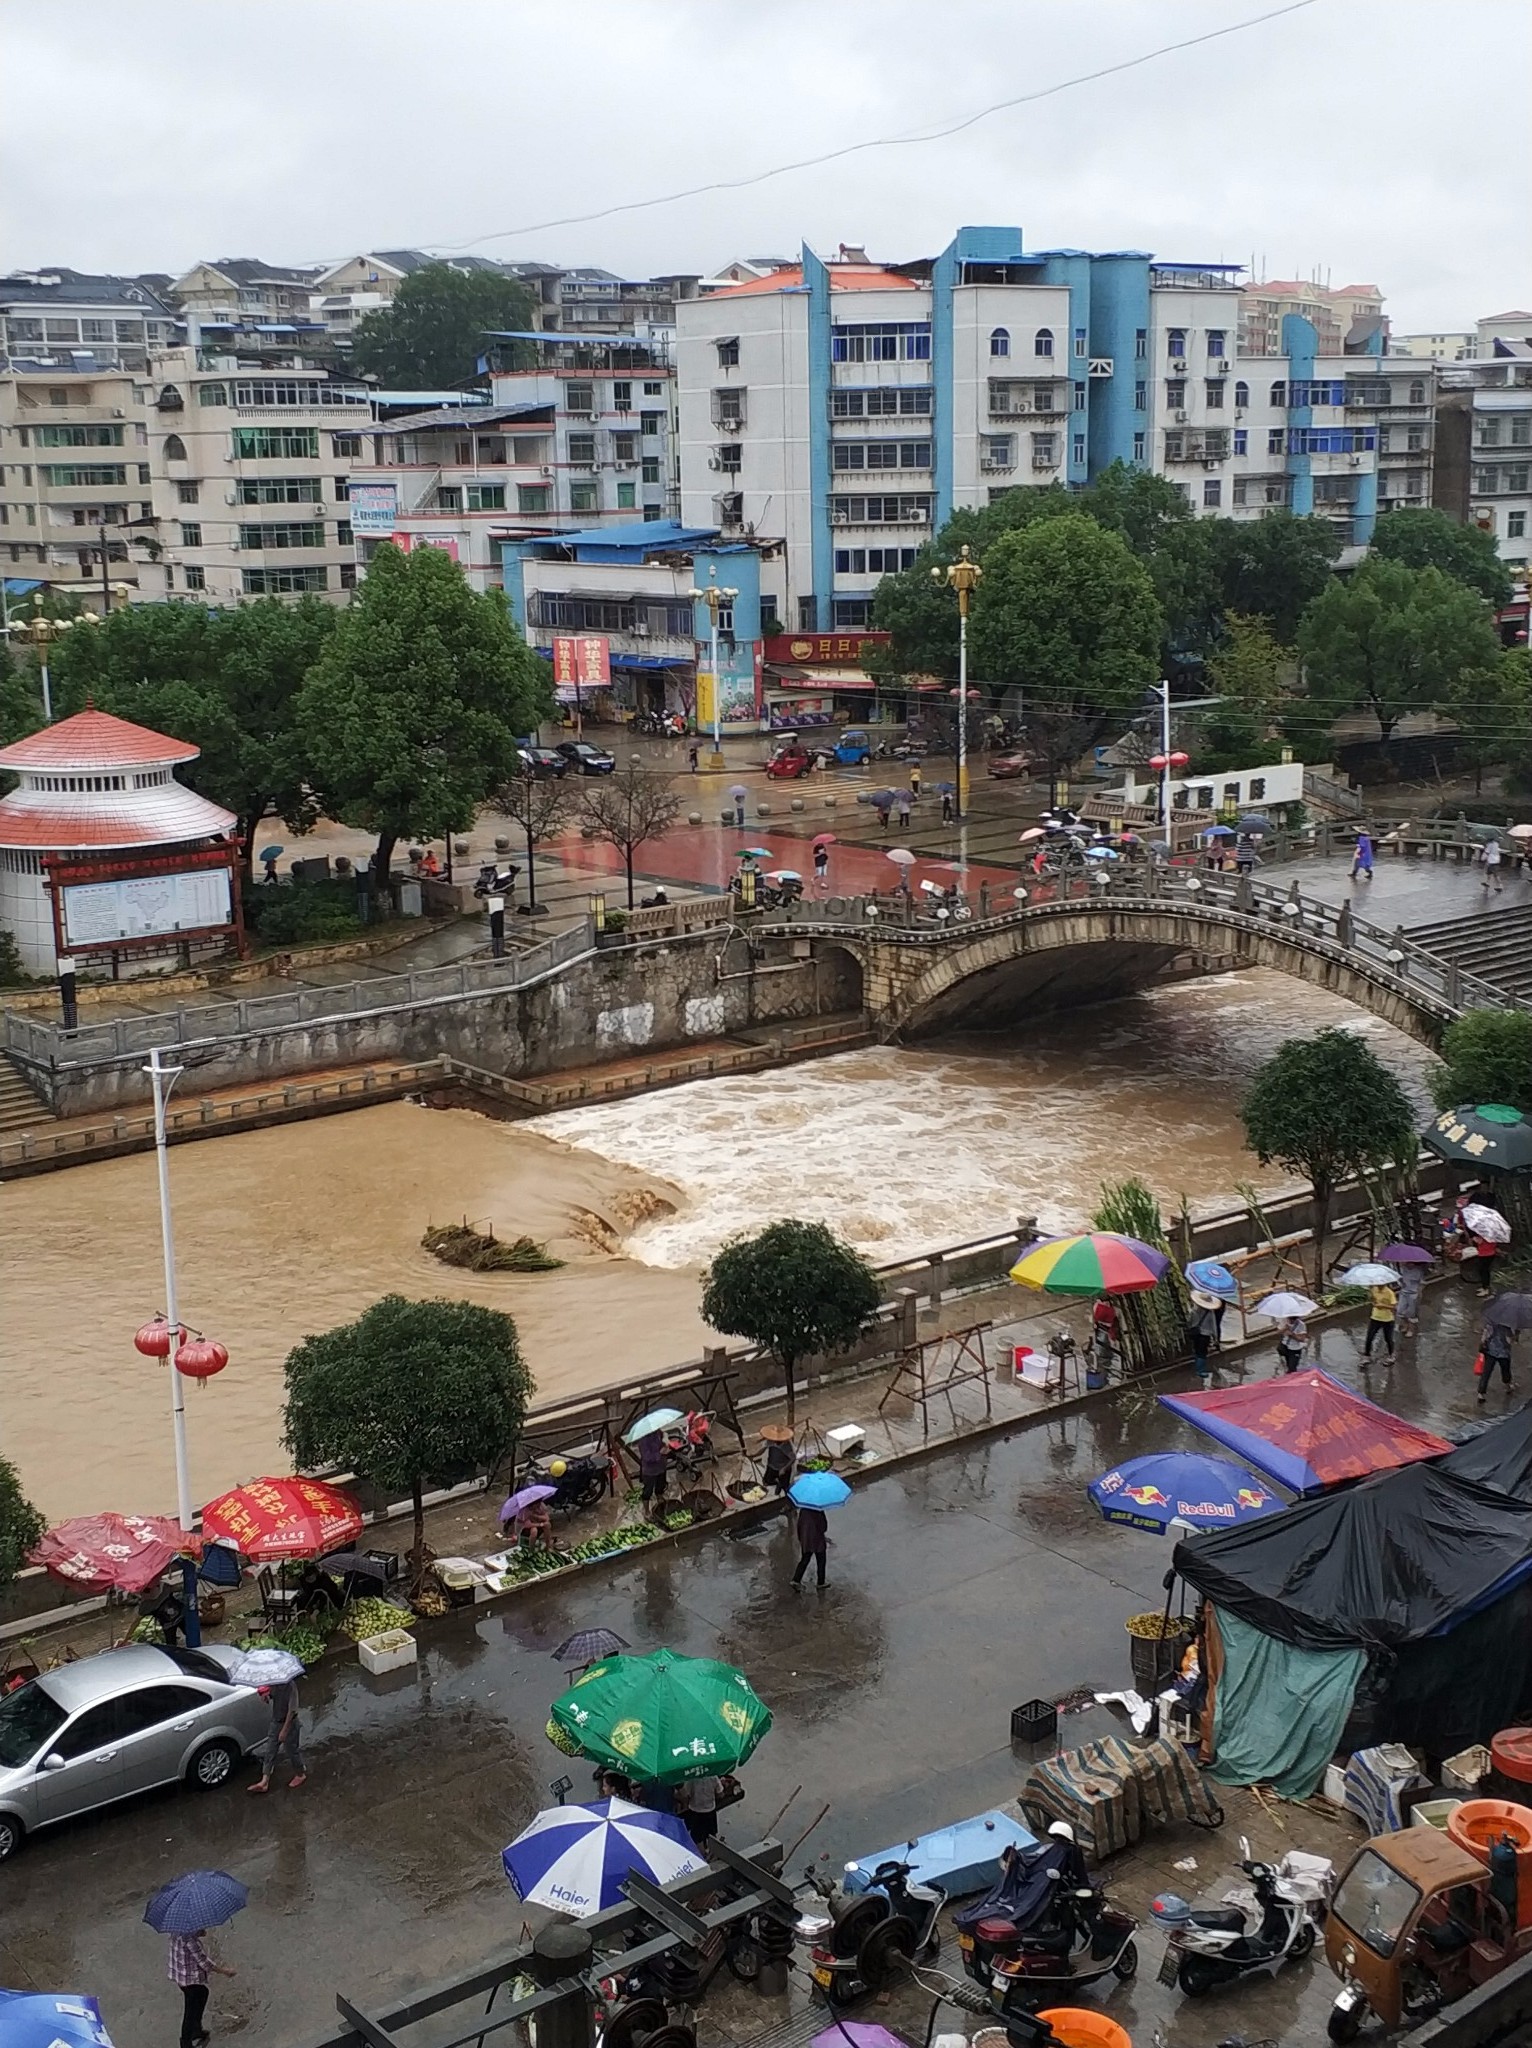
[1047,1821,1076,1844]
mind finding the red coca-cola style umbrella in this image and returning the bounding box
[200,1476,363,1561]
[30,1513,202,1594]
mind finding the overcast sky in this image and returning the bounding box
[3,0,1525,329]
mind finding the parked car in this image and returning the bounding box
[518,745,568,779]
[833,728,873,766]
[0,1643,269,1860]
[988,752,1032,779]
[556,741,617,776]
[765,743,814,780]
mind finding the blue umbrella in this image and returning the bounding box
[257,844,284,864]
[1202,823,1235,838]
[1185,1258,1239,1302]
[0,1995,115,2048]
[143,1870,249,1936]
[1087,1453,1278,1534]
[789,1471,852,1509]
[502,1798,704,1917]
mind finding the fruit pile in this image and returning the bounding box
[338,1596,415,1641]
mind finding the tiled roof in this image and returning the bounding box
[0,785,236,851]
[703,265,920,300]
[0,709,200,771]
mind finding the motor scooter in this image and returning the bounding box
[1151,1838,1314,1998]
[519,1446,616,1514]
[959,1833,1138,2014]
[474,861,520,899]
[797,1858,944,2005]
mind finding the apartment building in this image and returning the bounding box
[1238,280,1386,356]
[0,269,180,374]
[1390,330,1476,362]
[0,360,156,602]
[349,334,678,592]
[1434,349,1532,576]
[144,345,368,603]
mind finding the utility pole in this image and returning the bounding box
[932,545,983,821]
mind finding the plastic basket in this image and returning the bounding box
[1012,1698,1058,1746]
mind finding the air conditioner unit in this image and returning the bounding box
[1174,410,1188,423]
[224,489,236,505]
[708,458,723,470]
[540,466,553,478]
[111,408,125,419]
[1235,409,1246,420]
[632,621,650,636]
[1172,358,1188,372]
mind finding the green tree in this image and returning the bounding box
[1447,648,1532,793]
[0,1453,44,1587]
[1434,1009,1532,1114]
[0,643,44,749]
[579,764,682,908]
[1211,511,1341,641]
[295,543,553,886]
[1195,610,1294,767]
[350,264,537,388]
[1298,556,1501,743]
[48,597,336,870]
[969,514,1162,777]
[1076,461,1192,555]
[490,768,573,917]
[284,1294,533,1570]
[1241,1029,1417,1286]
[1371,507,1513,608]
[702,1219,881,1422]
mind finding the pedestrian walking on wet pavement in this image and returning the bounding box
[909,763,921,800]
[1187,1293,1219,1381]
[249,1678,305,1792]
[1276,1312,1307,1374]
[1351,828,1373,879]
[893,790,912,829]
[731,785,747,826]
[1364,1281,1397,1361]
[792,1503,828,1586]
[637,1427,669,1509]
[1481,836,1505,893]
[813,842,829,887]
[941,790,954,823]
[688,743,699,772]
[1397,1262,1426,1334]
[677,1771,721,1849]
[1478,1323,1517,1403]
[167,1929,235,2048]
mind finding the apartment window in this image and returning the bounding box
[232,426,318,459]
[643,381,663,396]
[612,381,632,411]
[1404,427,1425,452]
[333,475,351,502]
[466,485,505,510]
[198,384,227,407]
[242,566,327,594]
[1234,429,1248,455]
[432,486,462,512]
[616,481,637,510]
[336,520,353,545]
[569,481,598,513]
[1269,381,1286,407]
[1134,381,1147,412]
[1513,420,1531,446]
[982,435,1015,469]
[1032,434,1058,465]
[1206,381,1225,408]
[1135,329,1147,360]
[1165,381,1186,409]
[716,337,740,367]
[1508,465,1531,493]
[518,483,549,513]
[1203,479,1222,508]
[640,410,664,435]
[1405,471,1424,495]
[1072,432,1086,465]
[238,476,322,504]
[1265,481,1286,504]
[136,464,150,484]
[832,598,873,627]
[567,433,597,465]
[1132,431,1146,462]
[184,564,206,590]
[1032,385,1056,412]
[238,521,325,549]
[332,432,362,457]
[1073,382,1087,410]
[641,458,660,484]
[1234,381,1249,409]
[1167,329,1186,358]
[35,423,124,448]
[1207,330,1226,360]
[1034,328,1054,358]
[1509,512,1527,538]
[717,444,743,472]
[39,464,127,486]
[1476,469,1501,496]
[1232,478,1248,506]
[990,327,1010,358]
[612,432,637,463]
[564,383,595,414]
[1409,379,1426,405]
[339,562,357,589]
[830,493,932,525]
[179,522,202,547]
[1268,428,1285,454]
[176,480,200,504]
[830,322,931,362]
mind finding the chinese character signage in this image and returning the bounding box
[395,533,459,561]
[551,635,611,685]
[349,482,398,536]
[763,632,890,666]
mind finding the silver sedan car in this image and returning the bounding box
[0,1642,270,1860]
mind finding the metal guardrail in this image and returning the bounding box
[757,865,1518,1019]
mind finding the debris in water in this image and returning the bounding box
[421,1223,562,1272]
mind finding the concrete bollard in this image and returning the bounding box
[689,811,702,825]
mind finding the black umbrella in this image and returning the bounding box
[552,1628,630,1666]
[1425,1103,1532,1173]
[1486,1293,1532,1332]
[322,1550,390,1580]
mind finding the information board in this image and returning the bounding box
[61,868,233,949]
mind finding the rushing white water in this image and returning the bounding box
[536,970,1438,1269]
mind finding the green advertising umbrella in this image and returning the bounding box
[549,1647,772,1784]
[1426,1103,1532,1173]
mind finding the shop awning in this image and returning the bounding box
[609,653,691,669]
[765,667,875,692]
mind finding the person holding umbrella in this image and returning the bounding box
[1478,1321,1517,1403]
[1364,1279,1398,1361]
[812,837,831,888]
[788,1470,850,1587]
[636,1428,668,1511]
[232,1648,306,1793]
[145,1871,246,2048]
[1187,1290,1221,1382]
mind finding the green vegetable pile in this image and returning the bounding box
[338,1596,415,1642]
[659,1509,693,1531]
[497,1543,567,1583]
[130,1616,166,1645]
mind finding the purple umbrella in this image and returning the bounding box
[499,1483,558,1525]
[1378,1242,1434,1264]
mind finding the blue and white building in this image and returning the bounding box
[677,228,1396,631]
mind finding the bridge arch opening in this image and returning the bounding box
[816,942,865,1015]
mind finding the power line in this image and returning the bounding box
[382,0,1321,260]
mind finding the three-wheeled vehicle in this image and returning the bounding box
[765,741,815,779]
[1325,1827,1532,2041]
[833,728,872,765]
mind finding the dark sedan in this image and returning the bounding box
[556,741,616,776]
[518,745,568,779]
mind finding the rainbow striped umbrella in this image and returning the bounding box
[1009,1232,1170,1296]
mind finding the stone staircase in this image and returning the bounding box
[0,1056,49,1132]
[1405,904,1532,1006]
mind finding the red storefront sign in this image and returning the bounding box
[551,635,612,684]
[763,632,890,667]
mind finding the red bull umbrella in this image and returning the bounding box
[1088,1453,1280,1534]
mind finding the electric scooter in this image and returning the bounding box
[1151,1839,1314,1998]
[797,1859,945,2005]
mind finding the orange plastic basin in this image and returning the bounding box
[1493,1728,1532,1785]
[1037,2012,1132,2048]
[1448,1798,1532,1929]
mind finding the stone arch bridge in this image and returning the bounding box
[758,870,1513,1047]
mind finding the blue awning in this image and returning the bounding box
[2,578,43,596]
[609,653,692,669]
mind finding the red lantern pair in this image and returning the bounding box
[1148,751,1191,773]
[133,1318,229,1381]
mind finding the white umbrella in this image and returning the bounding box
[1510,825,1532,841]
[1464,1205,1512,1244]
[1339,1263,1402,1288]
[886,848,917,866]
[1253,1291,1319,1318]
[228,1646,304,1687]
[622,1405,685,1444]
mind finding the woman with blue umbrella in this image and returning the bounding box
[789,1470,850,1589]
[144,1872,245,2048]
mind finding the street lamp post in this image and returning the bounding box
[146,1044,202,1647]
[931,545,983,820]
[687,567,739,771]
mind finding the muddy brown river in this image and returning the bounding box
[1,970,1435,1519]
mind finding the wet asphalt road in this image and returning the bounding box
[1,1277,1502,2048]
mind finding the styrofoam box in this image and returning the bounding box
[359,1628,417,1675]
[1412,1799,1462,1830]
[1324,1763,1349,1807]
[824,1424,866,1457]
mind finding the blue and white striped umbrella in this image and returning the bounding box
[501,1798,705,1917]
[0,1994,115,2048]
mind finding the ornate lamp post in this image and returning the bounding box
[687,567,739,770]
[931,545,983,819]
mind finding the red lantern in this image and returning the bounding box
[1169,750,1191,768]
[134,1319,175,1359]
[1148,753,1168,772]
[174,1337,229,1382]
